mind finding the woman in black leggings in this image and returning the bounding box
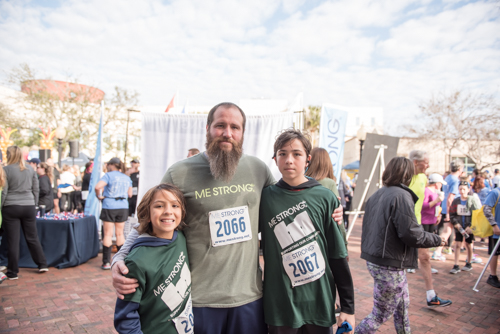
[1,146,48,280]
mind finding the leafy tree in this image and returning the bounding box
[4,64,139,156]
[305,105,321,146]
[407,90,500,170]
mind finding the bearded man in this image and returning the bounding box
[112,102,343,334]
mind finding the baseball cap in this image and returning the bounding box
[131,159,140,163]
[107,157,121,165]
[28,158,41,164]
[429,173,447,185]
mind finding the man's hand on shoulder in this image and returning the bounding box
[332,197,343,225]
[112,261,139,299]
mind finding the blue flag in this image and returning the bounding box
[318,104,348,183]
[84,104,104,227]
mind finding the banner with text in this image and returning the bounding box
[318,104,348,183]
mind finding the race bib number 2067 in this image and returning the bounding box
[208,206,252,247]
[282,241,326,287]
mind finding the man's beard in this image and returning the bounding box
[205,133,243,183]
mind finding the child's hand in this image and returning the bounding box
[337,313,355,334]
[465,227,473,234]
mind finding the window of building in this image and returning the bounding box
[133,136,141,153]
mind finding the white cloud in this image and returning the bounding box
[0,0,498,136]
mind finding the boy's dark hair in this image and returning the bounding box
[382,157,415,187]
[136,183,187,236]
[273,129,312,159]
[207,102,246,131]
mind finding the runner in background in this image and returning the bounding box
[126,159,140,217]
[408,150,451,307]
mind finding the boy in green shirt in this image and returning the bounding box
[259,129,355,333]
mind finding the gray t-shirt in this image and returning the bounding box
[114,153,275,308]
[2,164,39,207]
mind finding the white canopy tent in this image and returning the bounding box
[138,112,295,201]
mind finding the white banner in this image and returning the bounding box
[139,112,295,201]
[318,104,348,183]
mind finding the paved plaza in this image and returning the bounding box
[1,218,499,333]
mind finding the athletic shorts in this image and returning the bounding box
[455,230,474,244]
[488,236,500,256]
[100,208,128,223]
[193,298,267,334]
[422,224,435,233]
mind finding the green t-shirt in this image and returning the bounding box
[259,184,347,327]
[161,153,275,307]
[409,173,427,225]
[317,178,340,198]
[123,232,192,334]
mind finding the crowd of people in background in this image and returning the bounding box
[0,147,141,283]
[1,103,499,334]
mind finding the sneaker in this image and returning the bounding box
[6,272,18,280]
[450,265,461,274]
[427,295,452,308]
[38,268,49,273]
[0,266,6,272]
[431,268,439,274]
[486,275,500,288]
[443,248,452,255]
[407,268,416,273]
[471,256,483,264]
[431,252,446,261]
[462,263,472,271]
[101,263,111,270]
[0,273,6,284]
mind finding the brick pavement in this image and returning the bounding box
[1,218,499,333]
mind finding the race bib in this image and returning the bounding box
[282,241,326,287]
[209,206,252,247]
[132,187,138,196]
[81,190,89,200]
[457,204,471,216]
[172,298,194,334]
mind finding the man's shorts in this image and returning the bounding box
[455,229,474,244]
[488,236,500,256]
[100,208,128,223]
[422,224,435,233]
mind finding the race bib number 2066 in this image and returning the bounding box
[209,206,252,247]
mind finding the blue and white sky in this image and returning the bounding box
[1,0,499,134]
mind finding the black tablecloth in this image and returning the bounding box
[0,216,99,269]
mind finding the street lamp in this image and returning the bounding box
[124,108,140,164]
[55,125,66,168]
[356,124,367,164]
